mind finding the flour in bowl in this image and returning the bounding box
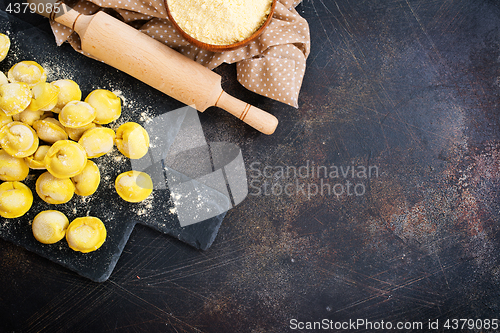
[168,0,273,45]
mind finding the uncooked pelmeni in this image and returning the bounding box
[0,82,32,116]
[78,127,115,158]
[0,148,29,181]
[85,89,121,124]
[0,181,33,218]
[27,82,60,112]
[36,171,75,204]
[115,170,153,203]
[25,145,50,169]
[33,118,68,143]
[59,100,96,128]
[32,210,69,244]
[0,121,39,158]
[0,33,10,62]
[7,61,46,87]
[66,216,106,253]
[115,122,149,159]
[71,160,100,196]
[51,79,82,113]
[44,140,87,178]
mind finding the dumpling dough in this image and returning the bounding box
[0,121,39,158]
[66,216,106,253]
[25,145,50,169]
[115,122,149,159]
[0,148,29,181]
[0,181,33,218]
[78,127,115,158]
[36,171,75,204]
[32,210,69,244]
[8,61,46,87]
[115,170,153,202]
[85,89,121,124]
[51,79,82,113]
[59,101,96,128]
[71,160,100,196]
[0,82,32,116]
[44,140,87,178]
[0,33,10,62]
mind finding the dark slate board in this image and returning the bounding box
[0,11,226,282]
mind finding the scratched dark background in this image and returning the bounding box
[2,0,500,332]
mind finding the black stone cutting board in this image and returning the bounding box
[0,11,226,282]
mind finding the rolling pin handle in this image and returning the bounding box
[215,91,278,135]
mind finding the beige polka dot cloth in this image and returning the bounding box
[50,0,310,107]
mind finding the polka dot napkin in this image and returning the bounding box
[50,0,310,107]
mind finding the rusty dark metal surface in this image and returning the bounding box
[1,0,500,332]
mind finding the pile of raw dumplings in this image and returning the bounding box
[0,33,152,253]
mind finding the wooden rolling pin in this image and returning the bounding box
[28,0,278,134]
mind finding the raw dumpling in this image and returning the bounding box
[32,210,69,244]
[115,122,149,159]
[27,81,59,112]
[66,216,106,253]
[44,140,87,178]
[0,113,12,128]
[64,122,98,141]
[0,121,39,158]
[0,148,29,181]
[85,89,121,124]
[0,181,33,218]
[25,145,50,169]
[35,171,75,204]
[51,79,82,113]
[0,82,32,116]
[12,108,44,126]
[33,118,68,143]
[78,127,115,158]
[0,33,10,62]
[71,160,100,196]
[8,61,46,87]
[59,101,96,128]
[115,170,153,202]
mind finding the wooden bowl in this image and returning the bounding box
[165,0,276,52]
